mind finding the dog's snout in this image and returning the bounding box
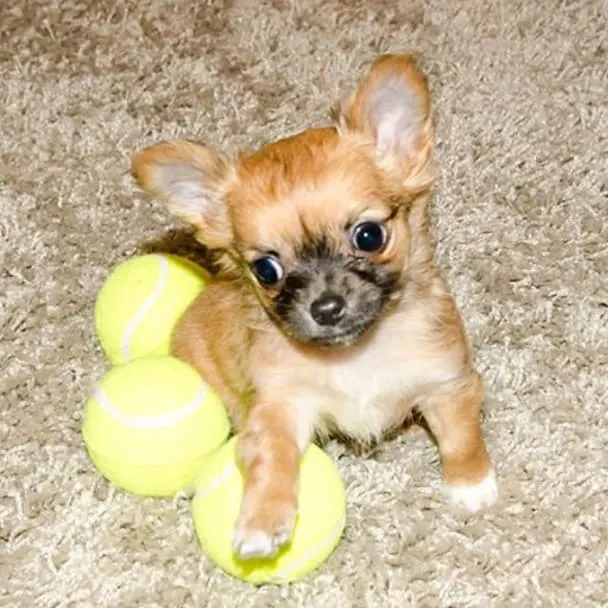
[310,293,346,326]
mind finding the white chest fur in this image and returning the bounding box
[286,304,464,443]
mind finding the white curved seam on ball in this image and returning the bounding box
[120,254,169,362]
[274,513,346,581]
[93,383,207,429]
[194,462,239,502]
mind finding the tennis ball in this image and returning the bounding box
[192,436,346,584]
[82,355,230,497]
[95,253,206,366]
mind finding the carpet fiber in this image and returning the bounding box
[1,1,607,606]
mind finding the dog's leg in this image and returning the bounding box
[419,371,498,512]
[232,399,314,559]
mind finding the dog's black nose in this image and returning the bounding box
[310,293,346,326]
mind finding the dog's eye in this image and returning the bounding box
[351,221,387,253]
[251,255,284,286]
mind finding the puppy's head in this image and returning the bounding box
[132,54,434,347]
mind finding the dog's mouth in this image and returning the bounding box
[268,285,399,349]
[307,320,376,348]
[263,299,379,348]
[276,313,379,349]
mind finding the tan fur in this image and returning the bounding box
[421,371,490,485]
[132,54,496,558]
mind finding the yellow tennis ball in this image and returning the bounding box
[95,254,206,365]
[82,356,230,497]
[192,436,346,584]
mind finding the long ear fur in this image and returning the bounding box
[338,54,434,191]
[131,140,235,249]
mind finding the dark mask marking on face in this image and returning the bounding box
[270,242,402,346]
[296,235,334,261]
[346,259,401,304]
[274,272,310,321]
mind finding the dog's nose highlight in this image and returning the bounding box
[310,293,346,326]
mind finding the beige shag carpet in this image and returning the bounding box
[1,0,607,606]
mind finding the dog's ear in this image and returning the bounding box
[338,54,434,190]
[131,140,235,249]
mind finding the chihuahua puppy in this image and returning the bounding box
[132,54,497,559]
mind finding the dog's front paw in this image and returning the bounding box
[232,493,297,559]
[446,469,498,513]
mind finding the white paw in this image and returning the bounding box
[232,516,295,560]
[233,529,279,559]
[446,469,498,513]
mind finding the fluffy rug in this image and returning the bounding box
[1,1,606,606]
